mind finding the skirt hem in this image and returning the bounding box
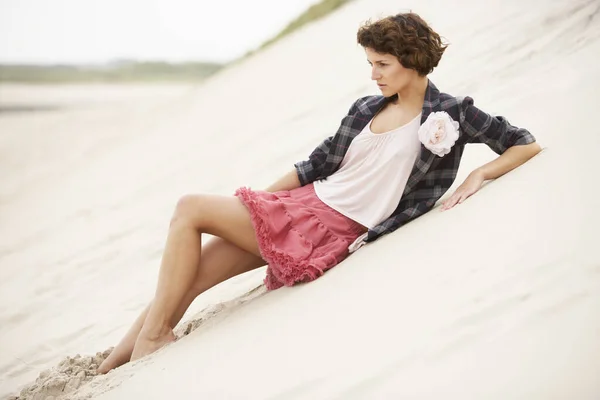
[235,187,340,290]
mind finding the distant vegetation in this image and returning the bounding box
[0,61,223,84]
[242,0,354,59]
[0,0,354,83]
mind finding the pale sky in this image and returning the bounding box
[0,0,322,64]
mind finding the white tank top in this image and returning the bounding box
[313,113,422,229]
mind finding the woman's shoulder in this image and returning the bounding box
[438,89,472,109]
[437,89,475,122]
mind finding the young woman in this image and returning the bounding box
[98,12,541,373]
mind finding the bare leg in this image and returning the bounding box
[98,235,264,373]
[97,303,150,374]
[129,209,200,359]
[130,194,261,361]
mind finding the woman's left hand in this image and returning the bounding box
[441,170,486,211]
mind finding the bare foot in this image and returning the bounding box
[131,329,176,361]
[97,346,131,374]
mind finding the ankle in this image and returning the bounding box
[139,322,172,340]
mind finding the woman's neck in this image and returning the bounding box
[394,76,428,108]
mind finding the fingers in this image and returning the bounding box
[441,194,459,211]
[441,189,472,211]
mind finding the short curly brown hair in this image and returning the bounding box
[357,13,448,76]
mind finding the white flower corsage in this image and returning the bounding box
[417,111,459,157]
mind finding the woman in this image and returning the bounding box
[98,12,541,373]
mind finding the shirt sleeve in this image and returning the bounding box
[294,136,333,186]
[294,99,361,186]
[459,96,536,155]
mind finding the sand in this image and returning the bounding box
[1,0,599,398]
[8,286,267,400]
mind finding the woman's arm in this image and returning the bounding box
[474,142,542,180]
[441,142,542,211]
[440,95,542,211]
[459,96,537,153]
[294,136,333,186]
[264,169,302,193]
[294,97,365,186]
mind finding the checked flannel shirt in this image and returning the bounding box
[294,80,536,246]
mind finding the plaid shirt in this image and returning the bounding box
[294,80,536,243]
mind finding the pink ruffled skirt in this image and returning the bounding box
[234,183,367,290]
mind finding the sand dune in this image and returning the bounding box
[1,0,599,398]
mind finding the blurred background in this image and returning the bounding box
[0,0,350,83]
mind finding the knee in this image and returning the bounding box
[171,194,207,228]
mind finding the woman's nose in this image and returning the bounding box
[371,68,380,80]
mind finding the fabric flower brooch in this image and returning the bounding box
[417,111,460,157]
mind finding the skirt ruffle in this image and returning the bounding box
[234,184,365,290]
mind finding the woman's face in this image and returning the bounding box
[365,47,417,97]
